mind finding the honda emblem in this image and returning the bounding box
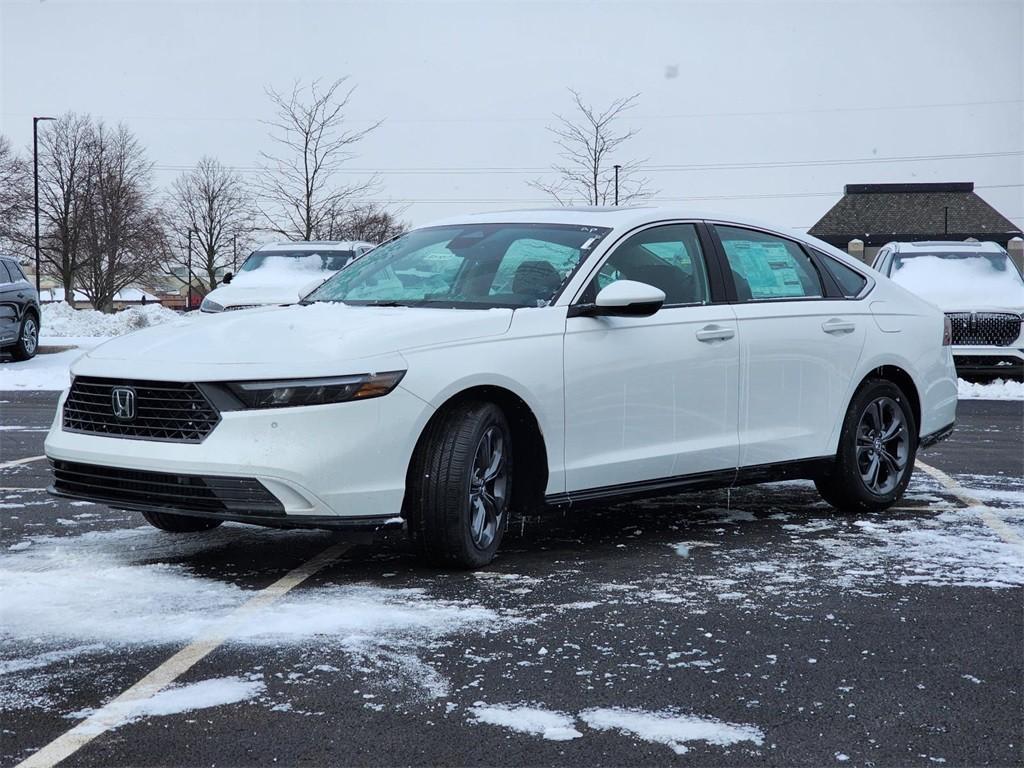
[111,387,137,421]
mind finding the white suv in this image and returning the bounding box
[46,208,957,568]
[872,241,1024,378]
[200,240,376,313]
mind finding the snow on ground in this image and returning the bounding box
[957,377,1024,400]
[0,339,103,390]
[579,707,765,755]
[0,524,508,711]
[67,676,266,733]
[469,703,582,741]
[40,302,179,338]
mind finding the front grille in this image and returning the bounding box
[51,460,284,516]
[63,377,220,443]
[946,312,1022,347]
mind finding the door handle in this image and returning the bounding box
[822,318,856,334]
[696,324,735,342]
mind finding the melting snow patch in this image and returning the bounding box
[469,703,582,741]
[957,378,1024,401]
[67,676,265,731]
[579,707,764,755]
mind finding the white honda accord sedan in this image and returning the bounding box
[45,208,957,568]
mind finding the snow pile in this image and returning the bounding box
[67,676,266,732]
[41,301,180,338]
[891,254,1024,309]
[469,704,582,741]
[958,377,1024,400]
[579,708,765,755]
[0,345,93,390]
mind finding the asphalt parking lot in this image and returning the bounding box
[1,391,1021,767]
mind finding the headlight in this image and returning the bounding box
[224,371,406,409]
[200,298,225,313]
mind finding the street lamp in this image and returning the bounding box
[33,116,56,294]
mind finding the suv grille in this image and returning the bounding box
[946,312,1022,347]
[63,377,220,443]
[51,460,283,516]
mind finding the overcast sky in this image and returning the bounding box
[2,0,1021,234]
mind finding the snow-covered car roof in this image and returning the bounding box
[255,240,375,252]
[887,240,1007,254]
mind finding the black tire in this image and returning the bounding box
[141,510,223,532]
[10,311,39,362]
[406,400,512,569]
[815,379,917,514]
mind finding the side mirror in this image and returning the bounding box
[222,272,234,284]
[569,280,666,318]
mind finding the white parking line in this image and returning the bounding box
[15,540,352,768]
[0,455,46,470]
[915,458,1024,548]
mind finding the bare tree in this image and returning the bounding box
[77,122,163,312]
[257,78,381,240]
[0,134,30,252]
[19,114,95,301]
[530,90,654,206]
[319,201,408,243]
[165,157,253,291]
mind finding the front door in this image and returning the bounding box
[563,223,740,494]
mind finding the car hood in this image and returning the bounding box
[204,278,329,308]
[74,303,515,381]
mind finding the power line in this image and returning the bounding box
[151,149,1024,177]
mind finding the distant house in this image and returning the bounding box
[808,182,1022,264]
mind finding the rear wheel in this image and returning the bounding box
[10,312,39,361]
[815,380,917,513]
[141,510,223,532]
[406,401,512,569]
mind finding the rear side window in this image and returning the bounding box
[0,261,13,284]
[715,226,823,300]
[817,252,868,298]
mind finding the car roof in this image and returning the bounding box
[420,206,859,268]
[889,240,1006,254]
[255,240,374,252]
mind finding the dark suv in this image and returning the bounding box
[0,255,41,361]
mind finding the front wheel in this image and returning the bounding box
[141,510,223,532]
[815,380,917,513]
[406,401,512,569]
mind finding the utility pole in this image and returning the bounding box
[233,234,238,272]
[32,116,56,294]
[186,229,193,311]
[613,164,621,207]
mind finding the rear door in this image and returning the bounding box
[710,225,868,467]
[563,222,740,493]
[0,261,20,346]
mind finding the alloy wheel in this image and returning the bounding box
[22,317,38,355]
[856,396,909,495]
[468,425,508,549]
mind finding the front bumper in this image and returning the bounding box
[951,345,1024,378]
[44,385,432,523]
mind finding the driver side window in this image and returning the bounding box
[586,224,710,306]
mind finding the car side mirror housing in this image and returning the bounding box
[569,280,666,318]
[222,272,234,285]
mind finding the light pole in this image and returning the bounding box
[186,229,193,311]
[33,116,56,294]
[233,234,237,272]
[613,164,621,207]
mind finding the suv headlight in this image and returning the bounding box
[200,298,225,313]
[223,371,406,409]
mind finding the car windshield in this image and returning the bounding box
[240,250,354,274]
[306,223,611,308]
[890,251,1024,307]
